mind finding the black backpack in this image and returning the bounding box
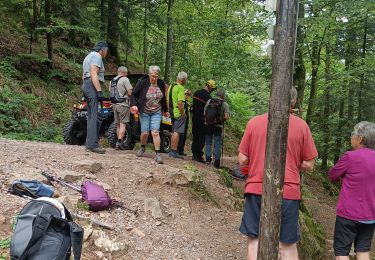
[10,198,83,260]
[205,98,224,126]
[109,76,127,104]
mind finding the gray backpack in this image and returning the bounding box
[10,198,83,260]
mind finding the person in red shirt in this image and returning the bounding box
[238,87,318,260]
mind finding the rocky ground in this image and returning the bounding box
[0,138,246,260]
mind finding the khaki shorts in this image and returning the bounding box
[113,104,130,124]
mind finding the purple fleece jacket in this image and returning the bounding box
[329,147,375,221]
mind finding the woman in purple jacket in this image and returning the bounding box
[329,121,375,260]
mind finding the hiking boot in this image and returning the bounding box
[155,153,163,164]
[205,158,212,165]
[192,156,205,163]
[85,147,106,154]
[136,147,145,157]
[115,141,122,150]
[231,168,246,181]
[169,151,184,159]
[214,160,221,169]
[178,151,187,156]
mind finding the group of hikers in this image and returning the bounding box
[81,41,375,259]
[82,41,230,167]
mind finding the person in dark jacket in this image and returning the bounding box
[177,89,192,156]
[130,65,168,164]
[191,80,216,162]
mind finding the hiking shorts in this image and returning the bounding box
[113,104,130,124]
[139,111,162,133]
[333,216,375,256]
[172,116,187,134]
[239,194,300,244]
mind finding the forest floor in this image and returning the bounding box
[0,138,367,260]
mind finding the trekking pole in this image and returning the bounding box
[42,171,82,193]
[221,123,224,167]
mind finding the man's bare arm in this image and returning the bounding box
[301,159,315,172]
[238,152,249,166]
[90,65,101,92]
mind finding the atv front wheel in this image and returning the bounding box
[160,132,171,153]
[107,121,134,150]
[63,120,86,145]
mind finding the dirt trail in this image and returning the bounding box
[0,138,246,259]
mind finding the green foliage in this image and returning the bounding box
[0,238,10,249]
[0,60,20,78]
[189,174,220,207]
[218,168,233,188]
[77,201,90,211]
[299,202,327,259]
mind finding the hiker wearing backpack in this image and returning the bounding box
[177,89,192,156]
[191,80,217,163]
[81,41,108,154]
[109,66,133,150]
[167,72,188,159]
[204,89,230,168]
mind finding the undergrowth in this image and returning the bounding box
[188,174,220,207]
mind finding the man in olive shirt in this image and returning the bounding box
[167,72,188,159]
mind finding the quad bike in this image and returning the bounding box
[63,74,172,152]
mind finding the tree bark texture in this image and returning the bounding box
[321,44,331,170]
[107,0,120,64]
[293,2,305,114]
[100,0,106,39]
[164,0,174,84]
[143,0,148,73]
[45,0,53,64]
[305,41,319,126]
[29,0,39,54]
[257,0,299,259]
[358,13,368,122]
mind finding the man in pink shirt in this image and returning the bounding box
[238,87,318,260]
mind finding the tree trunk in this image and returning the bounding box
[107,0,120,64]
[164,0,174,84]
[45,0,53,65]
[100,0,106,39]
[305,41,319,126]
[257,0,299,259]
[68,0,80,46]
[143,0,148,73]
[321,44,331,170]
[125,0,130,66]
[293,2,305,115]
[29,0,39,54]
[334,99,345,163]
[358,13,368,122]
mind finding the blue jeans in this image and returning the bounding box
[205,126,222,161]
[139,110,162,133]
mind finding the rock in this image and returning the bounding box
[83,226,93,242]
[131,227,145,237]
[57,170,85,183]
[95,251,105,259]
[144,198,163,220]
[155,221,162,226]
[0,214,6,224]
[96,181,112,191]
[85,174,97,179]
[75,160,103,173]
[163,170,197,186]
[92,230,128,253]
[58,196,73,209]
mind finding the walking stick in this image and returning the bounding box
[221,123,224,167]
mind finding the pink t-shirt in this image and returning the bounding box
[239,113,318,200]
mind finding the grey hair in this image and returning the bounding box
[290,86,298,104]
[216,89,225,98]
[177,71,188,81]
[118,66,128,74]
[149,65,160,75]
[352,121,375,148]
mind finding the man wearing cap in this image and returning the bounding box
[81,41,108,154]
[191,80,217,162]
